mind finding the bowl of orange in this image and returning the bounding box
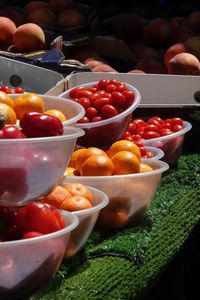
[41,183,109,258]
[0,92,85,127]
[61,141,169,230]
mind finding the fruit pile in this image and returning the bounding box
[68,79,136,123]
[65,139,154,177]
[122,116,185,142]
[0,85,24,94]
[0,202,65,242]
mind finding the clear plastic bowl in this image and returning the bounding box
[60,186,109,259]
[0,211,79,300]
[59,82,141,147]
[61,159,169,230]
[0,126,85,206]
[142,121,192,166]
[10,94,85,127]
[144,146,164,160]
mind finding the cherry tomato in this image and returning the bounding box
[131,134,143,141]
[109,79,119,85]
[111,91,126,106]
[101,104,118,118]
[143,124,160,132]
[117,83,128,92]
[93,97,111,111]
[78,116,90,123]
[105,84,118,93]
[14,87,24,94]
[127,122,137,134]
[77,97,91,109]
[132,119,146,129]
[0,85,12,94]
[170,117,184,126]
[139,146,147,156]
[91,116,102,122]
[75,89,93,99]
[98,79,109,90]
[86,107,97,119]
[122,90,135,105]
[142,131,160,139]
[160,128,173,136]
[171,124,183,132]
[69,86,85,98]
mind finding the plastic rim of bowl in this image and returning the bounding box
[0,211,79,247]
[60,82,141,129]
[62,159,169,181]
[145,146,165,160]
[142,121,192,144]
[0,126,85,144]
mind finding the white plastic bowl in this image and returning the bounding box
[0,211,79,299]
[144,146,165,160]
[142,121,192,166]
[61,186,109,258]
[61,159,169,230]
[0,126,85,206]
[59,81,141,147]
[10,94,85,127]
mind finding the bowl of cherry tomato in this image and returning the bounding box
[0,203,79,300]
[124,116,192,166]
[0,125,84,206]
[142,146,164,160]
[59,79,141,147]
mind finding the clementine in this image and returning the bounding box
[108,139,141,159]
[14,93,45,119]
[0,102,17,124]
[59,195,92,211]
[80,154,114,176]
[111,150,140,175]
[76,147,107,172]
[68,148,85,168]
[97,208,128,229]
[41,185,71,208]
[63,182,93,203]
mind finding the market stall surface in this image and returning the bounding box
[29,153,200,300]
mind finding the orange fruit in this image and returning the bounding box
[63,182,93,203]
[80,154,114,176]
[108,140,141,159]
[68,148,85,169]
[97,208,128,229]
[140,162,153,173]
[0,102,17,124]
[41,185,72,208]
[14,93,45,119]
[76,147,107,172]
[59,195,92,211]
[64,167,76,176]
[0,91,15,108]
[111,150,140,175]
[44,109,67,122]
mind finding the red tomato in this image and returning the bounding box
[170,117,184,126]
[93,97,111,111]
[143,124,160,132]
[111,91,126,106]
[86,107,97,119]
[139,146,147,156]
[127,122,137,134]
[132,119,146,129]
[78,116,90,123]
[69,86,85,98]
[131,134,143,141]
[92,116,103,122]
[117,83,128,92]
[101,104,118,118]
[142,131,160,139]
[160,128,173,136]
[77,97,91,109]
[0,85,12,94]
[98,79,109,90]
[122,90,135,105]
[75,89,93,99]
[105,84,118,93]
[171,124,183,132]
[23,231,43,239]
[109,79,119,85]
[14,87,24,94]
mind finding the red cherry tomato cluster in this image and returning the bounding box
[0,85,24,94]
[68,79,136,123]
[0,202,65,242]
[123,116,184,142]
[133,140,155,158]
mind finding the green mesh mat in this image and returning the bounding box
[30,153,200,300]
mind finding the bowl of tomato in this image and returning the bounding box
[42,183,109,258]
[61,158,169,230]
[0,126,84,206]
[125,117,192,166]
[0,204,79,300]
[59,79,141,147]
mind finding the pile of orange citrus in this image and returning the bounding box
[65,139,153,177]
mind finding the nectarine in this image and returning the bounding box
[27,8,57,27]
[13,23,45,53]
[57,8,86,28]
[0,16,16,47]
[168,52,200,75]
[49,0,74,15]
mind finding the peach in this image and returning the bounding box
[113,12,143,43]
[23,1,49,16]
[143,18,171,48]
[13,23,45,53]
[168,52,200,75]
[184,36,200,60]
[57,8,86,28]
[49,0,75,16]
[27,8,57,27]
[0,16,16,47]
[92,64,118,73]
[83,57,107,69]
[164,43,189,68]
[0,8,25,27]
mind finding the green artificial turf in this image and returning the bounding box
[30,153,200,300]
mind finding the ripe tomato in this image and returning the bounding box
[77,97,91,109]
[98,79,108,90]
[101,104,118,118]
[86,107,97,119]
[69,86,85,98]
[111,91,126,106]
[142,131,160,139]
